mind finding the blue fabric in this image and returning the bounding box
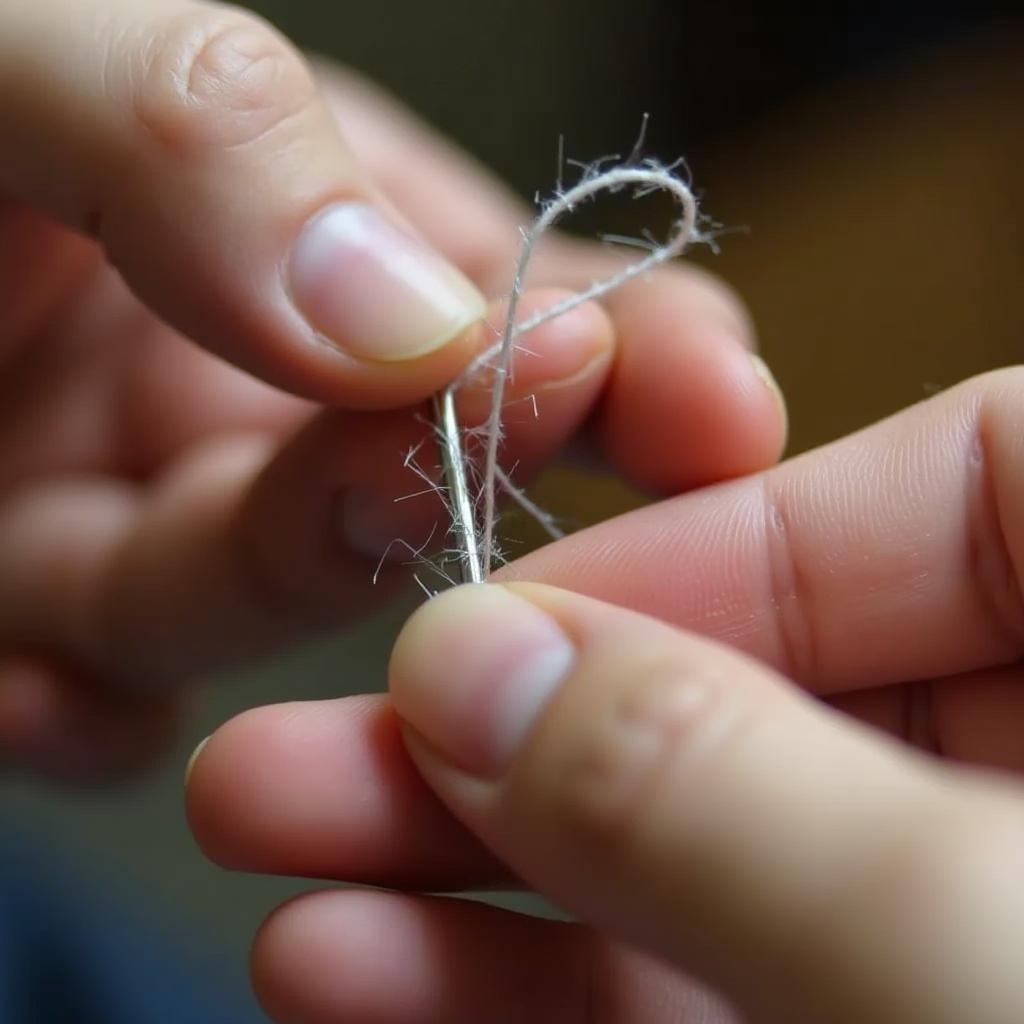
[0,835,262,1023]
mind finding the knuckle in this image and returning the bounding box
[552,660,748,847]
[128,7,317,152]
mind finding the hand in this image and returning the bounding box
[0,1,784,779]
[189,368,1024,1022]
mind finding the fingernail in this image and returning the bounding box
[750,353,788,450]
[184,735,210,787]
[750,354,783,407]
[289,203,486,362]
[336,485,440,561]
[390,584,575,776]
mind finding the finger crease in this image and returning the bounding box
[760,476,819,684]
[966,413,1024,657]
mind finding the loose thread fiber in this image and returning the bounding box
[433,160,700,586]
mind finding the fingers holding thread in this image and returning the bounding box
[0,290,615,687]
[390,582,1024,1023]
[454,166,700,576]
[433,160,786,580]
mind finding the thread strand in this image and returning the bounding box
[436,163,698,583]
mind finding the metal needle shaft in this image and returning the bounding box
[433,390,484,583]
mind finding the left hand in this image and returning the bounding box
[0,7,783,780]
[188,368,1024,1022]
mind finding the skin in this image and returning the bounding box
[7,1,1021,1021]
[0,1,782,777]
[191,372,1024,1024]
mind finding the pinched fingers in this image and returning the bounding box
[391,583,1024,1023]
[0,292,613,692]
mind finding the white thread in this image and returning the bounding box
[436,161,699,582]
[495,465,565,542]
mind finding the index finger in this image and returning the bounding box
[501,367,1024,694]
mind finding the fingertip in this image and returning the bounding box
[457,288,615,401]
[601,322,787,494]
[504,288,616,391]
[251,890,476,1023]
[185,701,315,871]
[185,695,503,888]
[251,890,345,1024]
[184,697,389,874]
[184,703,293,870]
[252,889,582,1024]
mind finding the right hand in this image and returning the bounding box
[190,365,1024,1023]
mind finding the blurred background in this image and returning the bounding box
[2,4,1021,1020]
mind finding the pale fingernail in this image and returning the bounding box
[750,353,784,407]
[184,735,210,787]
[289,203,486,361]
[336,486,439,561]
[750,353,788,449]
[390,584,575,776]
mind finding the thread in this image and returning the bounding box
[435,159,700,584]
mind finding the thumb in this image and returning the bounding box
[391,583,1024,1024]
[0,0,485,406]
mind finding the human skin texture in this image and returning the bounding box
[0,0,783,778]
